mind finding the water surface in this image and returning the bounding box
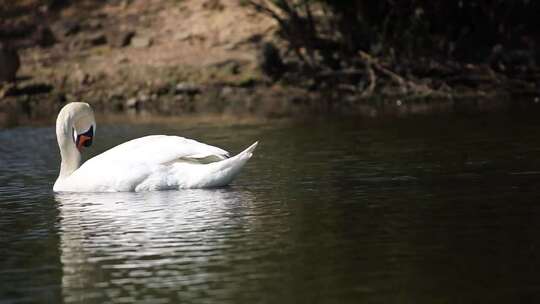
[1,114,540,303]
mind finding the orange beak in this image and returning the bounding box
[76,134,92,151]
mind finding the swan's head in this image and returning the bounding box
[57,102,96,152]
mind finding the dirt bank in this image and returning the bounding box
[1,0,539,127]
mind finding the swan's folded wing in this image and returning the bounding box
[84,135,229,167]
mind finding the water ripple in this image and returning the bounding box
[3,118,540,303]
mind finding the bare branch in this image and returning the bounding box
[362,63,376,97]
[245,0,286,26]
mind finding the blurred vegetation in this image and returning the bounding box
[246,0,539,97]
[248,0,539,65]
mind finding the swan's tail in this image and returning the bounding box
[197,141,258,188]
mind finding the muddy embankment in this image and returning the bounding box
[1,0,539,128]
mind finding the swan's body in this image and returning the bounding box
[53,102,257,192]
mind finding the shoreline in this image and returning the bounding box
[2,92,540,129]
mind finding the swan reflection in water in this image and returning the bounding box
[55,189,257,303]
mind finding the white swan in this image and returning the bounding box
[53,102,258,192]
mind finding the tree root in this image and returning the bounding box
[358,50,434,96]
[361,62,376,97]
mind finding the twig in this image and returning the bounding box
[245,0,286,27]
[362,62,376,97]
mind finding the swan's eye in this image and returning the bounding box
[75,125,94,150]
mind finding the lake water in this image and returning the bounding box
[1,113,540,303]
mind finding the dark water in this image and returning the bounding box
[2,113,540,303]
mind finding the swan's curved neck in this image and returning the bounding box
[56,115,81,180]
